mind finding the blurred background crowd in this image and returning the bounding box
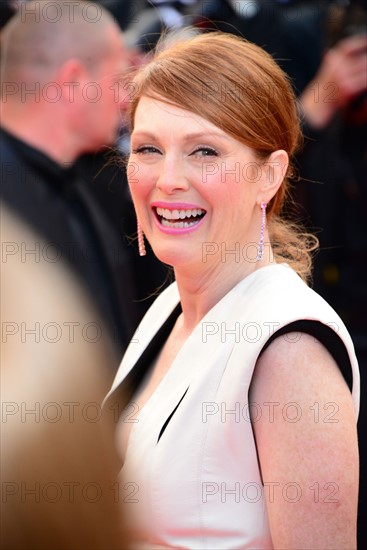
[1,0,366,548]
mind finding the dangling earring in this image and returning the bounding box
[137,219,146,257]
[257,201,267,261]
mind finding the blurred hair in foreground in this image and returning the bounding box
[1,206,129,550]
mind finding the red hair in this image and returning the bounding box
[128,32,317,281]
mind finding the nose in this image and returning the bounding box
[155,156,189,195]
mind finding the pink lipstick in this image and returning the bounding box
[151,201,207,235]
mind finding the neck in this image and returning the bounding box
[1,101,80,165]
[174,234,274,332]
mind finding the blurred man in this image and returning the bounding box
[0,0,139,358]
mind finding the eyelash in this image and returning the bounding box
[190,147,219,158]
[132,145,161,155]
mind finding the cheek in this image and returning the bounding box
[98,84,118,120]
[198,172,239,207]
[129,161,158,185]
[127,163,155,203]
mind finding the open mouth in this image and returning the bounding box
[154,207,206,229]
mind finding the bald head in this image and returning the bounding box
[0,1,130,161]
[1,1,122,83]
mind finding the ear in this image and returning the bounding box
[56,59,90,102]
[257,149,289,205]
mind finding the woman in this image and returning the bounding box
[105,32,360,549]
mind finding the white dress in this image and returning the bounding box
[105,264,360,550]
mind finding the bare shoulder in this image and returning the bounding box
[249,332,359,550]
[251,331,354,411]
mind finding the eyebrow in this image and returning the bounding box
[131,131,231,142]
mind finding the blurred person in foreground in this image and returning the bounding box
[105,32,360,549]
[0,0,139,361]
[1,206,129,549]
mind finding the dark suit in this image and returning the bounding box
[0,127,139,360]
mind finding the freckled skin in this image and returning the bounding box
[250,333,358,549]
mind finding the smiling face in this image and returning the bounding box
[128,96,280,271]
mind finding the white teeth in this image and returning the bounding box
[161,218,199,228]
[156,207,205,221]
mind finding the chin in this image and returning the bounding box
[151,243,198,269]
